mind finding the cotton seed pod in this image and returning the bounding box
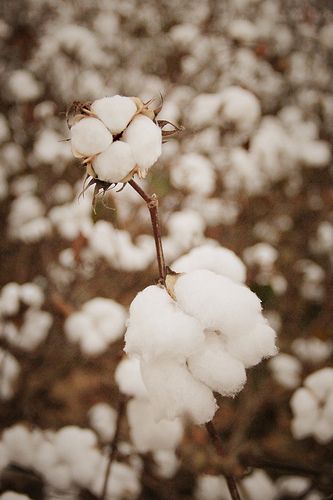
[92,141,136,183]
[70,117,113,158]
[91,95,137,135]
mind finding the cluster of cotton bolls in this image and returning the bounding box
[290,367,333,444]
[0,423,140,499]
[0,282,52,352]
[124,245,276,424]
[64,297,126,356]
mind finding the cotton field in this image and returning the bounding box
[0,0,333,499]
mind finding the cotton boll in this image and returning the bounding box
[313,416,333,444]
[292,338,333,365]
[8,69,42,101]
[171,153,216,196]
[291,413,320,440]
[92,140,136,182]
[0,350,20,400]
[0,493,32,500]
[80,331,109,356]
[122,114,162,175]
[174,270,262,336]
[34,441,58,476]
[54,426,97,463]
[17,309,52,351]
[290,388,318,416]
[304,368,333,402]
[43,463,72,490]
[65,311,92,343]
[300,140,331,168]
[88,403,117,442]
[127,398,183,452]
[70,117,113,157]
[19,283,44,308]
[2,425,37,468]
[195,474,231,500]
[188,333,246,396]
[242,470,276,500]
[167,210,205,249]
[141,358,217,424]
[115,357,148,398]
[219,86,260,132]
[125,285,205,362]
[268,354,302,389]
[172,245,246,283]
[277,476,311,497]
[91,95,137,134]
[187,93,223,128]
[82,297,126,342]
[92,460,140,499]
[0,282,21,316]
[153,450,180,478]
[70,448,102,488]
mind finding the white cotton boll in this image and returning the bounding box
[80,332,109,356]
[290,388,318,416]
[92,460,140,499]
[243,243,278,270]
[115,357,148,398]
[34,441,58,476]
[313,416,333,444]
[277,476,311,497]
[320,23,333,49]
[300,140,331,168]
[0,350,20,400]
[242,470,276,500]
[70,448,101,488]
[153,450,180,478]
[2,425,37,468]
[141,358,217,424]
[268,354,302,389]
[43,463,72,490]
[228,19,258,43]
[88,403,117,442]
[226,321,277,368]
[127,398,183,452]
[0,282,21,316]
[122,114,162,175]
[291,413,320,440]
[167,210,205,249]
[174,270,262,336]
[92,140,136,182]
[188,333,246,396]
[219,87,260,132]
[292,338,333,365]
[82,297,126,342]
[34,129,71,165]
[0,493,32,500]
[125,285,204,362]
[172,245,246,283]
[91,95,137,134]
[54,426,97,463]
[195,474,231,500]
[304,368,333,402]
[65,311,92,343]
[70,117,113,157]
[17,309,52,351]
[171,153,215,196]
[187,93,223,128]
[19,283,44,308]
[8,70,42,101]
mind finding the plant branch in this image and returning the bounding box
[206,421,242,500]
[128,179,166,283]
[100,396,126,500]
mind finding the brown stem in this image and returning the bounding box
[239,452,322,478]
[205,421,242,500]
[128,179,166,283]
[100,397,126,500]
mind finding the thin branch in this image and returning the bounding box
[128,179,166,283]
[239,452,322,478]
[100,397,126,500]
[206,421,242,500]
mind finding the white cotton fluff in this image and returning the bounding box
[219,86,261,132]
[166,210,205,249]
[1,425,40,468]
[171,153,215,196]
[300,140,331,168]
[0,282,21,316]
[304,367,333,401]
[172,245,246,283]
[0,350,20,400]
[268,353,302,389]
[290,388,319,416]
[8,70,42,102]
[70,117,113,157]
[241,470,276,500]
[19,283,44,308]
[127,398,183,452]
[141,358,217,424]
[188,333,247,396]
[292,337,333,364]
[91,95,137,134]
[0,493,32,500]
[122,114,162,175]
[243,243,278,270]
[12,309,52,351]
[174,270,262,336]
[187,93,223,128]
[195,474,231,500]
[88,403,117,442]
[125,285,205,362]
[92,140,136,182]
[92,460,140,499]
[153,450,179,479]
[54,426,97,463]
[115,357,148,398]
[276,476,311,497]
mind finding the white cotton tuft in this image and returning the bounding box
[174,270,262,336]
[172,245,246,283]
[54,426,97,463]
[153,450,179,478]
[141,358,217,424]
[88,403,117,442]
[241,470,276,500]
[188,333,246,396]
[127,398,183,452]
[219,86,261,132]
[125,285,205,362]
[92,140,136,182]
[2,425,38,468]
[0,493,32,500]
[115,357,148,398]
[91,95,137,134]
[268,353,302,389]
[304,367,333,401]
[122,114,162,175]
[290,388,318,415]
[70,117,112,157]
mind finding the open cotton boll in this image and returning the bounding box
[141,358,217,424]
[92,460,140,499]
[43,463,72,490]
[65,311,93,343]
[277,476,311,497]
[19,283,44,308]
[115,357,148,398]
[70,117,112,157]
[153,450,179,479]
[313,416,333,444]
[290,388,318,415]
[188,333,246,396]
[241,470,276,500]
[172,245,246,283]
[92,141,136,182]
[70,448,102,488]
[127,398,183,452]
[174,270,262,336]
[304,367,333,401]
[91,95,137,134]
[82,298,126,342]
[0,493,32,500]
[226,321,277,368]
[54,426,97,463]
[0,283,21,316]
[219,86,261,132]
[291,412,320,440]
[88,403,117,442]
[125,285,204,361]
[195,474,231,500]
[268,353,302,389]
[2,425,38,468]
[122,114,162,175]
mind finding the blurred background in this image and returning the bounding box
[0,0,333,498]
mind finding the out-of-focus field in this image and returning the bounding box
[0,0,332,499]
